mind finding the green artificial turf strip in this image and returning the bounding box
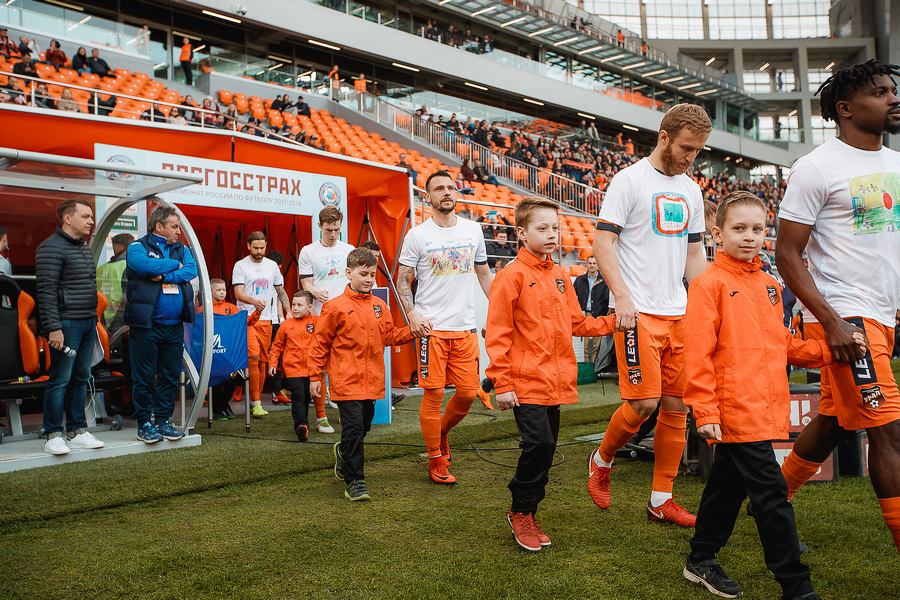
[0,381,896,599]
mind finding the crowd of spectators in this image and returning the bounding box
[422,20,494,55]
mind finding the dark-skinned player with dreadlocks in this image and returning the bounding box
[775,59,900,555]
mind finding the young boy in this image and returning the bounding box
[268,291,318,442]
[682,191,865,600]
[205,278,260,420]
[485,198,620,552]
[308,248,413,501]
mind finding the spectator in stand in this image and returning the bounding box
[88,91,116,116]
[625,138,635,155]
[0,28,17,58]
[641,40,648,56]
[125,204,195,444]
[295,95,311,117]
[0,224,10,276]
[18,36,38,59]
[223,102,239,120]
[1,76,25,105]
[478,210,515,240]
[425,20,440,41]
[454,171,474,195]
[167,107,186,125]
[12,57,37,77]
[574,255,610,362]
[45,40,67,70]
[72,47,90,75]
[483,35,494,52]
[200,96,218,126]
[460,158,477,184]
[56,88,79,112]
[180,95,198,123]
[179,37,193,86]
[35,199,106,455]
[473,158,500,186]
[397,153,417,182]
[271,94,287,111]
[87,49,113,78]
[587,122,600,141]
[26,82,55,109]
[486,230,516,271]
[617,29,625,46]
[213,114,226,129]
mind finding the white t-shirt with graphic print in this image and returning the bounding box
[399,216,487,331]
[298,239,354,315]
[779,137,900,327]
[232,256,283,322]
[598,157,705,316]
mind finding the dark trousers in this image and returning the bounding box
[285,376,311,429]
[42,318,96,435]
[130,323,184,427]
[690,441,813,598]
[270,324,284,393]
[212,376,241,414]
[337,400,375,482]
[509,404,560,514]
[180,60,192,85]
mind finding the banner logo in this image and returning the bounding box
[319,182,341,207]
[105,155,137,189]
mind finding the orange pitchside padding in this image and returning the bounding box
[0,108,420,386]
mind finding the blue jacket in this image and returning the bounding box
[125,233,197,328]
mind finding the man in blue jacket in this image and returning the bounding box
[125,205,197,444]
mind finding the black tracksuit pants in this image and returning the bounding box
[338,400,375,482]
[690,441,814,598]
[285,376,311,430]
[509,404,560,515]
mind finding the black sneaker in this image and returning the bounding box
[782,593,821,600]
[333,442,345,480]
[683,557,743,598]
[345,479,370,501]
[295,424,308,443]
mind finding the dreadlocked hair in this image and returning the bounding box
[816,59,900,123]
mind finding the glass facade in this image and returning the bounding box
[771,0,831,39]
[645,0,703,40]
[580,0,642,35]
[708,1,767,40]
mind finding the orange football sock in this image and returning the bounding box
[247,357,261,403]
[651,410,688,494]
[878,497,900,552]
[420,388,445,458]
[599,401,648,463]
[440,389,477,433]
[781,453,823,501]
[313,393,326,419]
[257,361,268,398]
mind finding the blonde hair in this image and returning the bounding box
[659,103,712,139]
[514,197,559,230]
[715,191,766,228]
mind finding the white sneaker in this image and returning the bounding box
[317,417,336,434]
[68,431,105,449]
[44,436,70,455]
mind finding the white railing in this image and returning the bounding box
[342,88,602,214]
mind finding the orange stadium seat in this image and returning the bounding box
[218,89,232,105]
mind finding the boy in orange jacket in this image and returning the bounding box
[308,248,413,501]
[486,198,619,552]
[268,290,319,442]
[682,191,865,600]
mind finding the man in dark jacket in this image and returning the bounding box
[295,96,311,117]
[485,230,517,270]
[573,255,609,361]
[35,199,106,455]
[125,204,197,444]
[86,49,113,78]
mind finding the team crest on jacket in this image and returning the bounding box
[373,305,382,318]
[766,285,778,306]
[306,324,314,333]
[861,385,885,411]
[628,368,642,385]
[556,278,566,293]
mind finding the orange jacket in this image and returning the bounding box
[210,300,239,316]
[684,252,832,443]
[308,286,413,400]
[180,43,192,62]
[486,248,616,405]
[269,314,318,377]
[354,78,366,93]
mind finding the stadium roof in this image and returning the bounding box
[429,0,774,111]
